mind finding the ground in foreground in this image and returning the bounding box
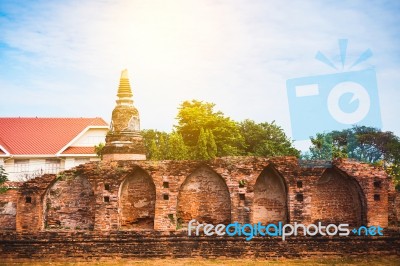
[1,256,400,266]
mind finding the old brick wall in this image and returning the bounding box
[0,231,399,262]
[335,159,390,227]
[0,157,394,234]
[15,174,55,232]
[310,168,364,227]
[391,191,400,227]
[252,166,287,224]
[0,183,20,230]
[119,169,156,229]
[177,166,231,225]
[44,175,95,230]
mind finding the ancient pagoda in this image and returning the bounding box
[102,69,146,160]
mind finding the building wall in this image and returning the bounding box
[70,128,107,146]
[1,128,106,182]
[63,158,76,171]
[0,157,393,234]
[4,158,62,181]
[4,157,102,181]
[64,158,99,172]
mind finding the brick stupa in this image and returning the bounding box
[102,69,146,160]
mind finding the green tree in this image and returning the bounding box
[142,129,169,160]
[159,135,168,159]
[305,133,347,160]
[206,129,217,159]
[175,100,245,157]
[388,163,400,190]
[239,119,299,157]
[0,165,8,194]
[142,129,160,159]
[94,142,105,159]
[167,132,189,160]
[149,139,162,160]
[306,126,400,190]
[142,100,302,161]
[143,130,190,160]
[306,126,400,163]
[195,128,210,160]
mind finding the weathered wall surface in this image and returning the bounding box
[15,175,55,233]
[44,176,95,230]
[0,185,19,230]
[252,167,287,224]
[177,166,231,225]
[335,160,390,227]
[0,231,399,262]
[311,169,363,227]
[119,169,156,229]
[0,157,395,234]
[391,191,400,227]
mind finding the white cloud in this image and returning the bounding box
[0,0,399,145]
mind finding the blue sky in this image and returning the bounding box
[0,0,399,150]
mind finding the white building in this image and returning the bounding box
[0,117,108,181]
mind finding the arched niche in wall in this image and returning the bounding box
[118,168,156,230]
[177,166,231,225]
[0,191,17,231]
[311,168,366,227]
[252,166,288,224]
[43,175,95,230]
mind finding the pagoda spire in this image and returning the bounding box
[116,69,133,106]
[102,69,146,161]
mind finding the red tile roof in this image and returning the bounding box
[0,117,108,155]
[0,138,11,154]
[61,146,96,154]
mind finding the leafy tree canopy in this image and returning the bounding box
[141,100,299,161]
[94,142,105,159]
[239,119,300,157]
[0,165,8,194]
[175,100,244,156]
[304,126,400,190]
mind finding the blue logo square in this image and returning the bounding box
[287,68,382,140]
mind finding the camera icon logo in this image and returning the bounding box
[287,40,382,141]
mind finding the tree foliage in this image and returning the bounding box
[141,100,299,161]
[304,126,400,190]
[142,130,189,160]
[142,130,168,160]
[149,139,162,160]
[239,119,300,157]
[175,100,244,156]
[94,142,105,159]
[167,132,189,160]
[195,128,210,160]
[206,129,217,159]
[0,165,8,194]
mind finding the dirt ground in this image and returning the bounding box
[1,256,399,266]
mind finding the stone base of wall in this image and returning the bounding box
[102,153,146,161]
[1,231,399,262]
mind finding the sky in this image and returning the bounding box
[0,0,399,151]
